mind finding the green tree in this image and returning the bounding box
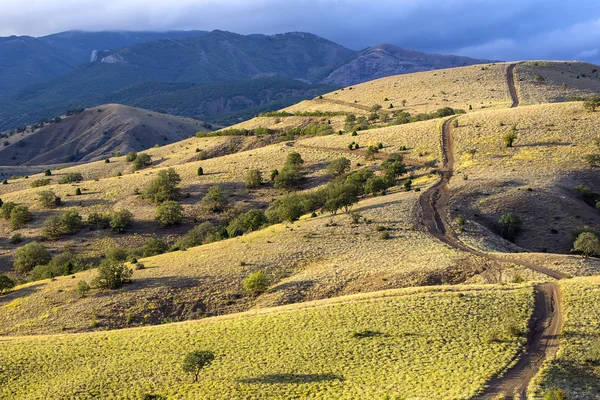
[381,153,407,178]
[197,167,204,176]
[155,200,183,227]
[110,209,134,233]
[13,242,51,275]
[583,96,600,112]
[125,152,138,162]
[60,210,83,235]
[42,215,63,240]
[182,350,215,382]
[285,152,304,167]
[133,153,152,170]
[44,169,52,176]
[0,275,15,293]
[572,232,600,257]
[92,260,133,290]
[174,222,219,250]
[244,169,262,188]
[10,205,32,229]
[365,176,388,195]
[0,201,17,219]
[265,193,306,224]
[143,168,181,204]
[141,238,170,257]
[403,179,413,191]
[327,157,351,176]
[499,213,523,241]
[227,209,267,237]
[273,165,303,189]
[243,271,269,295]
[58,173,83,184]
[88,212,111,229]
[76,280,91,297]
[37,190,61,208]
[323,179,359,215]
[201,186,228,212]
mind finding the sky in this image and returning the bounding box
[1,0,599,63]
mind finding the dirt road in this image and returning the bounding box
[418,63,564,399]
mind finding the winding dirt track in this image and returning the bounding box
[418,63,565,399]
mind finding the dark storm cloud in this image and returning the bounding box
[1,0,599,63]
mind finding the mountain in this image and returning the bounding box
[0,104,210,165]
[0,30,206,95]
[323,44,491,86]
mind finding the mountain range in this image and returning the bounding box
[0,30,487,132]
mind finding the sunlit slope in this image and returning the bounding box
[0,285,533,400]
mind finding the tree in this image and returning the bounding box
[125,152,138,162]
[76,280,90,297]
[10,205,32,229]
[503,126,518,147]
[42,215,63,240]
[0,201,17,219]
[572,232,600,257]
[141,238,169,257]
[44,169,52,176]
[13,242,51,275]
[37,190,61,208]
[92,260,133,290]
[0,275,15,293]
[143,168,181,204]
[243,271,269,295]
[227,209,267,237]
[381,153,407,178]
[403,179,413,191]
[182,350,215,382]
[88,212,111,229]
[365,176,388,195]
[583,96,600,112]
[155,200,183,227]
[174,222,219,250]
[499,213,523,241]
[197,167,204,176]
[270,169,279,182]
[322,178,359,215]
[75,188,82,196]
[364,146,379,160]
[201,186,228,212]
[244,169,262,188]
[58,173,83,184]
[59,210,83,235]
[265,193,306,224]
[327,157,351,177]
[370,104,383,112]
[133,153,152,170]
[273,165,303,189]
[110,209,134,233]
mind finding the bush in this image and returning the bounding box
[285,152,304,167]
[76,280,91,297]
[243,271,269,295]
[143,168,181,204]
[583,96,600,112]
[58,173,84,184]
[13,242,51,275]
[59,210,83,235]
[265,193,306,224]
[10,205,32,229]
[1,201,17,219]
[125,152,138,162]
[365,176,388,195]
[44,169,52,176]
[244,169,262,188]
[182,350,215,382]
[503,126,518,147]
[381,153,407,178]
[197,167,204,176]
[273,165,303,189]
[572,232,600,257]
[365,146,379,160]
[133,153,152,170]
[37,190,61,208]
[92,260,133,290]
[174,222,219,250]
[499,213,523,241]
[0,275,15,292]
[75,188,82,195]
[201,186,228,212]
[543,389,566,400]
[327,158,351,177]
[87,212,111,229]
[9,233,23,244]
[155,201,183,227]
[141,238,169,257]
[110,209,134,233]
[323,178,360,215]
[227,209,267,237]
[29,252,85,281]
[29,178,51,188]
[403,179,413,191]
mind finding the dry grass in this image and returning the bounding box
[529,275,600,399]
[0,284,533,400]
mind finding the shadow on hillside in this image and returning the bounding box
[237,373,344,385]
[517,141,572,147]
[0,283,44,306]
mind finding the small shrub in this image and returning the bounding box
[10,205,32,229]
[9,233,23,244]
[29,178,51,188]
[583,96,600,112]
[88,212,111,229]
[503,126,518,147]
[75,188,82,195]
[403,179,413,191]
[132,153,152,170]
[13,242,51,275]
[92,260,133,290]
[380,231,391,240]
[499,213,522,241]
[243,271,269,295]
[197,167,204,176]
[155,201,183,227]
[0,275,15,293]
[244,169,262,188]
[76,280,91,297]
[201,186,228,212]
[125,152,138,162]
[1,201,17,220]
[44,169,52,176]
[58,173,84,184]
[543,389,566,400]
[38,190,61,208]
[350,212,362,224]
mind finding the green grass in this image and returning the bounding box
[0,285,533,399]
[530,276,600,399]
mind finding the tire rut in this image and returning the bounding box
[418,63,564,399]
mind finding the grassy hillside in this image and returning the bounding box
[0,285,533,399]
[0,104,210,165]
[530,276,600,399]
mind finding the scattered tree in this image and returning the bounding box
[0,275,15,293]
[243,271,269,295]
[182,350,215,382]
[132,153,152,170]
[174,222,219,250]
[197,166,204,176]
[244,169,262,188]
[381,153,407,178]
[37,190,61,208]
[201,186,228,212]
[110,209,134,233]
[499,213,523,241]
[10,205,32,230]
[583,96,600,112]
[125,152,138,162]
[0,201,17,219]
[142,168,181,204]
[13,242,51,275]
[327,157,351,177]
[155,200,183,227]
[92,260,133,290]
[58,173,84,184]
[572,232,600,257]
[44,169,52,176]
[503,126,518,147]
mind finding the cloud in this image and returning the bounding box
[0,0,599,63]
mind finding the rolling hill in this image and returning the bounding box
[1,61,600,399]
[0,104,211,165]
